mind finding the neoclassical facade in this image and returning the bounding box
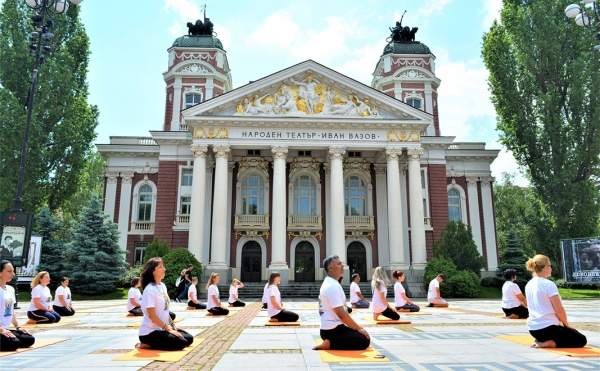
[98,22,499,287]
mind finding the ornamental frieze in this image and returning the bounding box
[193,127,229,139]
[387,129,420,142]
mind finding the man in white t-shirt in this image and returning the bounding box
[314,255,370,351]
[427,274,448,307]
[349,273,369,308]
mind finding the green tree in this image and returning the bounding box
[433,221,484,274]
[144,238,170,263]
[35,207,66,285]
[482,0,600,272]
[0,0,98,213]
[498,231,530,287]
[65,195,126,295]
[162,248,203,296]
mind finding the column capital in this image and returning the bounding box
[213,145,230,158]
[374,163,387,174]
[191,144,208,158]
[120,172,134,183]
[272,146,288,160]
[479,176,495,184]
[466,176,480,185]
[173,76,182,87]
[406,147,424,159]
[328,147,346,160]
[105,171,119,183]
[385,147,403,160]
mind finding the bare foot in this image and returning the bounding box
[268,318,278,322]
[507,314,519,319]
[533,340,556,348]
[313,339,331,350]
[135,342,151,349]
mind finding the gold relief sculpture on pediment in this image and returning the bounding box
[234,75,381,118]
[387,129,420,142]
[193,127,229,139]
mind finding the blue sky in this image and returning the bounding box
[75,0,523,183]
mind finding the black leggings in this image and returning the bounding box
[502,306,528,319]
[129,307,143,316]
[396,303,420,312]
[139,329,194,351]
[378,307,400,320]
[53,305,75,316]
[529,325,587,348]
[27,310,61,323]
[208,306,229,316]
[188,300,206,309]
[320,324,370,350]
[271,309,299,322]
[229,300,246,307]
[0,329,36,352]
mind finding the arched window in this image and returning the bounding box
[185,92,202,109]
[345,176,367,216]
[241,175,264,215]
[448,188,462,222]
[137,184,153,221]
[406,97,422,109]
[294,175,316,216]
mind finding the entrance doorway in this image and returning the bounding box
[241,241,261,282]
[294,241,315,282]
[347,241,367,280]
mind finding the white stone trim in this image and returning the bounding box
[130,178,158,225]
[343,170,373,217]
[466,177,483,255]
[289,237,322,281]
[345,237,374,278]
[480,178,498,271]
[176,164,193,218]
[104,172,118,220]
[288,168,322,217]
[236,167,270,216]
[447,181,468,224]
[234,237,267,281]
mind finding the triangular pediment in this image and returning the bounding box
[183,60,432,122]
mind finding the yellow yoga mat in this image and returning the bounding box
[0,338,67,357]
[316,346,388,363]
[22,318,78,328]
[265,321,300,326]
[113,337,204,362]
[369,319,411,325]
[497,335,600,357]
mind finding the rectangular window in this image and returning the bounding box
[348,151,362,158]
[181,168,193,187]
[180,196,191,215]
[133,242,149,266]
[298,150,312,157]
[247,149,261,156]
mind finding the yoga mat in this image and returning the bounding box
[427,303,449,308]
[265,321,300,326]
[497,335,600,357]
[113,337,204,362]
[369,319,411,325]
[0,338,67,357]
[316,346,388,363]
[22,318,79,328]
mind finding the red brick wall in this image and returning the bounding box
[382,83,394,91]
[154,161,186,247]
[427,165,449,258]
[126,235,154,265]
[164,86,173,131]
[182,78,207,84]
[113,177,121,224]
[401,82,424,90]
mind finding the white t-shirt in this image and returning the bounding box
[0,285,15,328]
[28,284,52,312]
[267,285,282,317]
[525,276,560,331]
[394,282,407,307]
[427,279,440,302]
[261,282,269,304]
[229,285,240,303]
[207,284,220,309]
[127,287,142,311]
[349,282,361,303]
[502,281,522,309]
[139,283,171,336]
[188,284,198,302]
[319,276,347,330]
[54,286,72,307]
[371,280,388,313]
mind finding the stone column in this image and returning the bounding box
[329,147,347,279]
[374,164,389,268]
[205,77,214,100]
[269,146,289,283]
[170,77,182,131]
[117,172,134,252]
[407,148,427,269]
[466,177,483,255]
[386,148,407,270]
[103,172,118,221]
[208,145,230,276]
[424,82,435,135]
[188,144,208,264]
[480,177,498,271]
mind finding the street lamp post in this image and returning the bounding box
[565,0,600,51]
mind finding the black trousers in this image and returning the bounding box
[396,303,420,312]
[169,311,176,320]
[229,300,246,307]
[53,305,75,316]
[208,306,229,316]
[502,306,529,319]
[320,324,370,350]
[379,307,400,320]
[27,310,61,323]
[271,309,299,322]
[529,325,587,348]
[0,329,36,352]
[139,329,194,351]
[188,300,206,309]
[129,307,143,316]
[262,302,267,309]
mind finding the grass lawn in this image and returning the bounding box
[470,287,599,300]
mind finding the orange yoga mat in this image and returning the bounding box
[113,338,204,362]
[316,345,388,363]
[0,338,67,357]
[370,319,412,325]
[497,335,600,357]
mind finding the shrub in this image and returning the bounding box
[424,257,457,297]
[144,238,170,262]
[447,270,481,298]
[434,221,484,275]
[119,265,143,288]
[162,248,203,296]
[480,276,504,288]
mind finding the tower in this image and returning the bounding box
[372,20,441,136]
[162,16,232,131]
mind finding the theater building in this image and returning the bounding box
[98,21,499,288]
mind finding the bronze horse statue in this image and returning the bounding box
[187,18,214,36]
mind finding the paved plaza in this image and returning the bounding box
[1,298,599,370]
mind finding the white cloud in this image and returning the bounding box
[164,0,202,37]
[491,148,528,186]
[482,0,503,29]
[418,0,453,16]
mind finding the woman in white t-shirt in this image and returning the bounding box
[53,277,75,316]
[187,277,206,309]
[525,255,586,348]
[427,274,448,307]
[314,255,370,350]
[228,278,246,307]
[206,273,229,316]
[1,260,35,352]
[127,277,143,316]
[138,257,193,351]
[370,267,400,320]
[349,273,369,308]
[392,271,420,312]
[27,271,61,323]
[267,272,299,322]
[501,269,528,319]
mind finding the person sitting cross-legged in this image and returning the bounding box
[370,267,400,321]
[206,273,229,316]
[187,277,206,310]
[349,273,370,309]
[53,277,75,316]
[392,271,420,312]
[427,274,448,307]
[127,277,143,316]
[501,269,528,319]
[1,260,35,352]
[267,273,299,322]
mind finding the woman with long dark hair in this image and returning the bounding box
[267,272,299,322]
[137,257,193,350]
[53,277,75,316]
[392,271,419,312]
[1,260,35,351]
